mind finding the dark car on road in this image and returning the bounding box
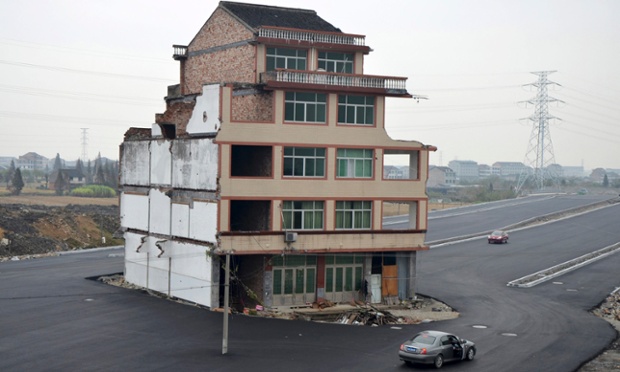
[488,230,509,244]
[399,330,476,368]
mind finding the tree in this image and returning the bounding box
[55,171,66,195]
[53,153,62,171]
[10,168,25,195]
[6,160,16,188]
[603,174,609,187]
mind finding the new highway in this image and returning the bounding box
[1,193,618,371]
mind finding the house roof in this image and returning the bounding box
[220,1,341,32]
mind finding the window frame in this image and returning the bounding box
[266,47,307,71]
[283,147,326,178]
[284,92,327,124]
[336,148,374,178]
[317,51,354,73]
[281,200,325,230]
[335,200,372,230]
[338,95,375,125]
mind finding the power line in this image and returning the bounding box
[0,59,175,83]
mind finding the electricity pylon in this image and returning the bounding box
[515,71,563,195]
[80,128,89,163]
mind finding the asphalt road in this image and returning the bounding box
[1,194,619,371]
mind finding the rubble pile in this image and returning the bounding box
[594,291,620,322]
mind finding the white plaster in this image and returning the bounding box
[151,123,162,137]
[189,201,218,243]
[150,140,172,186]
[124,232,214,307]
[171,203,190,238]
[172,138,218,190]
[120,193,149,231]
[186,84,221,134]
[148,188,171,235]
[120,141,150,185]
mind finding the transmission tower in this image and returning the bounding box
[80,128,89,162]
[515,71,563,195]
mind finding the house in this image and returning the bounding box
[119,1,435,309]
[49,168,85,191]
[448,160,479,182]
[428,166,456,187]
[492,161,528,179]
[17,152,48,171]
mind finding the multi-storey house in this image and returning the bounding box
[119,1,435,309]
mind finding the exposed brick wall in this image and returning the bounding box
[190,8,253,51]
[235,255,266,308]
[155,100,196,136]
[231,91,274,122]
[183,8,256,95]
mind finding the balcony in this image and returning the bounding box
[261,70,411,97]
[257,27,370,53]
[172,45,188,60]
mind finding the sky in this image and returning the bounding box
[1,0,619,171]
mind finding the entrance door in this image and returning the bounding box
[271,255,316,306]
[324,255,364,303]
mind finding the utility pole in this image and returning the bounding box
[222,253,230,355]
[516,71,563,195]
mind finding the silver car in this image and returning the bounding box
[398,330,476,368]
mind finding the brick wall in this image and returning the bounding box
[183,8,256,95]
[231,91,274,122]
[155,100,196,136]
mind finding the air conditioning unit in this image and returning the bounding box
[284,231,298,243]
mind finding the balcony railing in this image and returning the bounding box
[261,70,409,94]
[258,27,365,46]
[172,45,188,60]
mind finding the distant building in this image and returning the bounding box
[563,166,585,178]
[49,168,85,191]
[492,161,528,179]
[448,160,479,182]
[428,166,456,187]
[478,164,491,178]
[17,152,48,171]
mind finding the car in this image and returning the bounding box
[399,330,476,368]
[488,230,509,244]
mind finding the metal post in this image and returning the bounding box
[168,257,172,297]
[222,253,230,354]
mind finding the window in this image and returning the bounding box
[338,95,374,125]
[283,147,325,177]
[337,148,373,178]
[335,201,372,229]
[266,47,307,71]
[285,92,326,123]
[318,51,353,73]
[282,201,324,230]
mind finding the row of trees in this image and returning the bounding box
[4,161,25,195]
[2,153,119,196]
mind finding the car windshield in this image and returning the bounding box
[412,334,436,345]
[492,231,503,235]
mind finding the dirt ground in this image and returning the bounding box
[0,193,121,258]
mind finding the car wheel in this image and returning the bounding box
[466,347,475,361]
[488,240,492,244]
[434,354,444,369]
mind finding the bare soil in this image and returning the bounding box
[0,193,121,259]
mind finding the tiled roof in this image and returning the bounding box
[220,1,341,32]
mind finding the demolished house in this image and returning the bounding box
[119,1,436,310]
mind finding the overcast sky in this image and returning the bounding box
[1,0,618,170]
